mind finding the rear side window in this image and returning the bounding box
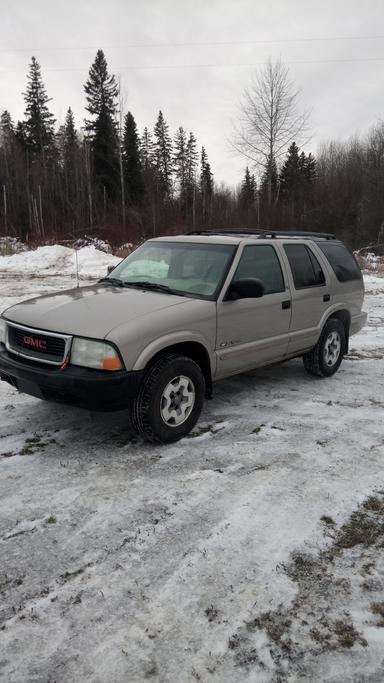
[317,242,362,282]
[234,245,285,294]
[284,244,325,289]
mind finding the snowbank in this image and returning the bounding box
[0,245,121,279]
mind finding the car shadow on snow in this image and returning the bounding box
[1,356,334,461]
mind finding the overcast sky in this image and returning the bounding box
[1,0,384,187]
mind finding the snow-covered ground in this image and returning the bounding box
[0,265,384,682]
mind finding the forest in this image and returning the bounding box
[0,50,383,249]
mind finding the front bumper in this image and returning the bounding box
[0,345,143,411]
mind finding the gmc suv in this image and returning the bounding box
[0,230,367,442]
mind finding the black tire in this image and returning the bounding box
[303,318,346,378]
[132,353,205,443]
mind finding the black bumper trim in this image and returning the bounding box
[0,345,144,411]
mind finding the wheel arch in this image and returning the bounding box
[133,338,214,398]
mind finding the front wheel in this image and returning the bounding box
[303,318,346,378]
[132,353,205,443]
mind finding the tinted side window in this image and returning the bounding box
[317,242,362,282]
[284,244,325,289]
[234,245,285,294]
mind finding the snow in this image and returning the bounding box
[0,244,120,280]
[0,270,383,682]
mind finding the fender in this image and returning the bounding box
[317,302,351,337]
[132,330,216,374]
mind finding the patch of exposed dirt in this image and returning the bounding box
[225,493,384,679]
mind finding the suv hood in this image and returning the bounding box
[3,284,194,338]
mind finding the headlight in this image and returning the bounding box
[70,337,123,371]
[0,318,6,345]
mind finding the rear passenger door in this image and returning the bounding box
[282,242,330,354]
[216,244,292,377]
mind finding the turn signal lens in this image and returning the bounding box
[102,357,122,371]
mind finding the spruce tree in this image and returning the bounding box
[240,166,256,208]
[279,144,317,224]
[140,127,155,171]
[84,50,118,134]
[122,111,145,206]
[279,142,301,199]
[22,56,55,159]
[14,121,28,148]
[62,108,78,165]
[300,152,316,185]
[185,132,198,214]
[153,110,173,200]
[173,126,187,195]
[63,108,79,185]
[0,110,15,144]
[260,155,278,204]
[200,146,214,223]
[83,50,119,199]
[186,132,198,190]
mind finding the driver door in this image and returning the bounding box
[215,244,292,377]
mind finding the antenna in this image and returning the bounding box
[75,248,80,288]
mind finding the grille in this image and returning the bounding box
[7,325,67,364]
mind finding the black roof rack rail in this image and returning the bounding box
[187,229,264,236]
[187,229,336,240]
[257,229,336,240]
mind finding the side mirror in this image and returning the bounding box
[107,265,116,275]
[226,277,265,300]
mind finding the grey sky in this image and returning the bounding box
[1,0,384,186]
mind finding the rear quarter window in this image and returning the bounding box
[284,244,325,289]
[317,242,362,282]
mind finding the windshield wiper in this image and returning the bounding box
[99,277,125,287]
[125,281,185,296]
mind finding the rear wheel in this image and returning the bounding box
[132,353,205,443]
[303,318,346,378]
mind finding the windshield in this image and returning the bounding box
[105,241,236,299]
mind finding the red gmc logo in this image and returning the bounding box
[23,335,47,350]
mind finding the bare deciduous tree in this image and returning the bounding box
[234,57,310,206]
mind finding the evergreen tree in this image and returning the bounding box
[14,121,28,148]
[153,110,173,200]
[260,154,278,204]
[300,152,316,185]
[173,126,187,195]
[279,144,317,223]
[122,111,145,206]
[186,132,198,189]
[0,110,15,145]
[83,50,119,200]
[84,50,118,135]
[200,146,214,223]
[63,108,79,181]
[22,56,55,159]
[279,142,301,199]
[185,132,198,214]
[63,108,77,149]
[140,127,155,171]
[62,108,78,168]
[92,107,119,197]
[240,166,256,208]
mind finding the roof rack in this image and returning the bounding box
[187,229,336,240]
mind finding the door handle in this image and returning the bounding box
[323,294,330,302]
[282,300,291,310]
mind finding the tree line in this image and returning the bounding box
[0,50,214,245]
[0,52,383,248]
